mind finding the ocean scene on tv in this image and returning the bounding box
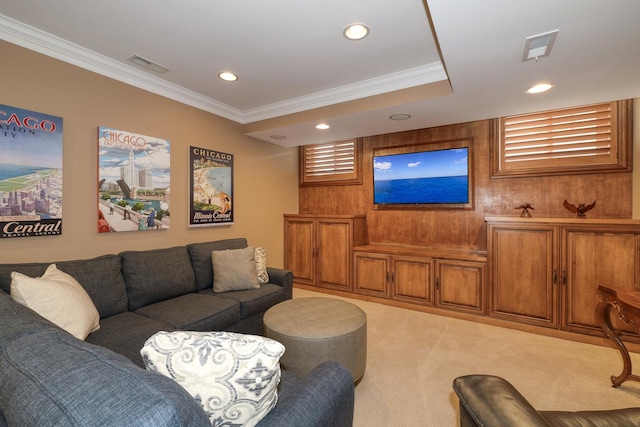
[373,148,469,204]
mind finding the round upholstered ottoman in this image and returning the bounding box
[263,297,367,383]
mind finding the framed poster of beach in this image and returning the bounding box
[98,127,171,233]
[189,146,233,227]
[0,104,63,238]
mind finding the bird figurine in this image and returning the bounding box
[563,200,596,217]
[515,203,534,218]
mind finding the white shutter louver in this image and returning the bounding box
[493,100,631,177]
[305,141,355,177]
[301,139,362,185]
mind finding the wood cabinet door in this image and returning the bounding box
[284,218,315,285]
[353,252,390,297]
[392,256,433,305]
[316,219,352,290]
[563,230,639,335]
[489,225,558,327]
[436,259,485,314]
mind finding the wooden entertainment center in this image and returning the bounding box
[286,214,640,349]
[291,114,637,350]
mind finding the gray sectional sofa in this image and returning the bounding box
[0,238,354,426]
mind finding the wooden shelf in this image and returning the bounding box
[354,243,486,262]
[485,216,640,227]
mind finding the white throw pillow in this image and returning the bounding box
[141,331,285,427]
[211,247,260,292]
[10,264,100,340]
[255,247,269,284]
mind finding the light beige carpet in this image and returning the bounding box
[293,288,640,426]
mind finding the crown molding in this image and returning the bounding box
[0,13,446,125]
[242,62,448,123]
[0,14,244,122]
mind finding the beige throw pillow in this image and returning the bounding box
[10,264,100,340]
[212,247,260,292]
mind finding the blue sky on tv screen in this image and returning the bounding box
[373,148,468,181]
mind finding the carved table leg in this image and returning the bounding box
[598,299,640,387]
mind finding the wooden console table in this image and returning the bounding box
[598,285,640,387]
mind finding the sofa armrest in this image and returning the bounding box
[453,375,550,427]
[258,361,354,427]
[542,408,640,426]
[266,267,293,299]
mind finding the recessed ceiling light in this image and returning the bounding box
[390,114,411,121]
[526,83,554,94]
[316,123,330,130]
[343,24,369,40]
[218,71,238,82]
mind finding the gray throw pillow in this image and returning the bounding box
[212,247,260,292]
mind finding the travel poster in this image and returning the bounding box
[0,104,63,238]
[98,127,170,232]
[189,146,233,227]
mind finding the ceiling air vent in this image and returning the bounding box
[127,54,169,74]
[521,30,559,62]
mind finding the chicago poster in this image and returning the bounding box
[189,146,233,227]
[0,104,63,238]
[98,127,171,232]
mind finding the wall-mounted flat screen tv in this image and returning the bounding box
[372,139,473,210]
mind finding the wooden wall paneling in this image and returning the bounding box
[368,210,414,244]
[413,211,472,248]
[298,118,633,252]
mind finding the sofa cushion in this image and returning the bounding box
[0,255,128,318]
[121,246,197,311]
[0,289,60,348]
[0,263,49,294]
[86,311,175,368]
[56,255,128,318]
[0,328,210,427]
[10,264,100,340]
[212,246,260,292]
[134,293,241,331]
[201,283,286,319]
[142,330,284,427]
[187,238,248,291]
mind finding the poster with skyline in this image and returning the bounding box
[189,146,233,227]
[98,127,170,232]
[0,104,63,238]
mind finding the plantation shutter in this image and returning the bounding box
[300,139,362,185]
[492,100,631,177]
